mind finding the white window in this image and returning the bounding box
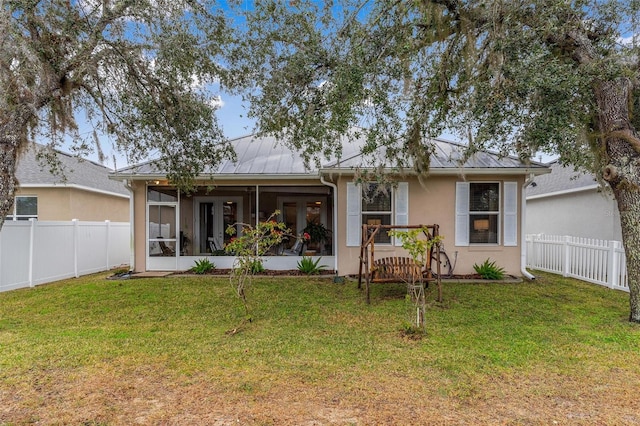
[362,183,393,244]
[346,182,409,247]
[6,196,37,221]
[455,181,518,246]
[469,182,500,244]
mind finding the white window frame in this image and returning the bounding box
[362,182,394,245]
[6,195,38,221]
[455,181,518,247]
[469,181,501,245]
[346,182,409,247]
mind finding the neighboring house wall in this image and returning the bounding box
[14,187,129,222]
[526,161,622,241]
[11,143,130,223]
[526,188,621,241]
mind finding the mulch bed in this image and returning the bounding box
[111,269,518,281]
[175,269,337,277]
[445,273,485,280]
[168,270,517,280]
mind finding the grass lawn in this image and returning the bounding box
[1,271,639,425]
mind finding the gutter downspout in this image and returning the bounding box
[255,184,260,227]
[521,173,535,280]
[320,174,338,274]
[124,179,135,272]
[255,184,260,257]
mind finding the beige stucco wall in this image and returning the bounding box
[14,187,129,222]
[130,176,526,276]
[333,174,525,276]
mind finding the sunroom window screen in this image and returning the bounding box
[147,187,178,202]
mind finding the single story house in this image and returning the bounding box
[10,143,129,222]
[526,161,622,241]
[111,133,549,277]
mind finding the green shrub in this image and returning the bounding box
[297,256,327,275]
[249,259,265,274]
[190,258,215,274]
[473,259,505,280]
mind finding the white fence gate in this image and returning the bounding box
[526,234,629,292]
[0,220,130,292]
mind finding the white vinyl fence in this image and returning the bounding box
[0,220,130,292]
[526,234,629,292]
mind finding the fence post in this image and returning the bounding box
[105,220,111,270]
[28,219,36,287]
[563,236,571,277]
[608,240,621,289]
[73,219,79,278]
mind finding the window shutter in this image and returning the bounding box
[346,182,361,247]
[394,182,409,246]
[455,182,469,246]
[503,181,518,246]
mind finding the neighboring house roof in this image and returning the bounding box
[526,161,604,200]
[17,143,129,198]
[112,132,549,180]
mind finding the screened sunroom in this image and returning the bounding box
[145,182,335,271]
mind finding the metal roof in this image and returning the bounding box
[114,134,317,177]
[221,134,312,175]
[322,137,544,171]
[16,143,129,197]
[113,132,548,179]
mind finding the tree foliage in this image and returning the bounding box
[227,0,638,170]
[226,0,640,322]
[0,0,233,227]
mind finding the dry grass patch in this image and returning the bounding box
[4,365,638,425]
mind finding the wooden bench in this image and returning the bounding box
[372,257,423,283]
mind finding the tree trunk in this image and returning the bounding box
[0,136,20,231]
[595,78,640,323]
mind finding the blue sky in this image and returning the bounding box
[214,91,256,140]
